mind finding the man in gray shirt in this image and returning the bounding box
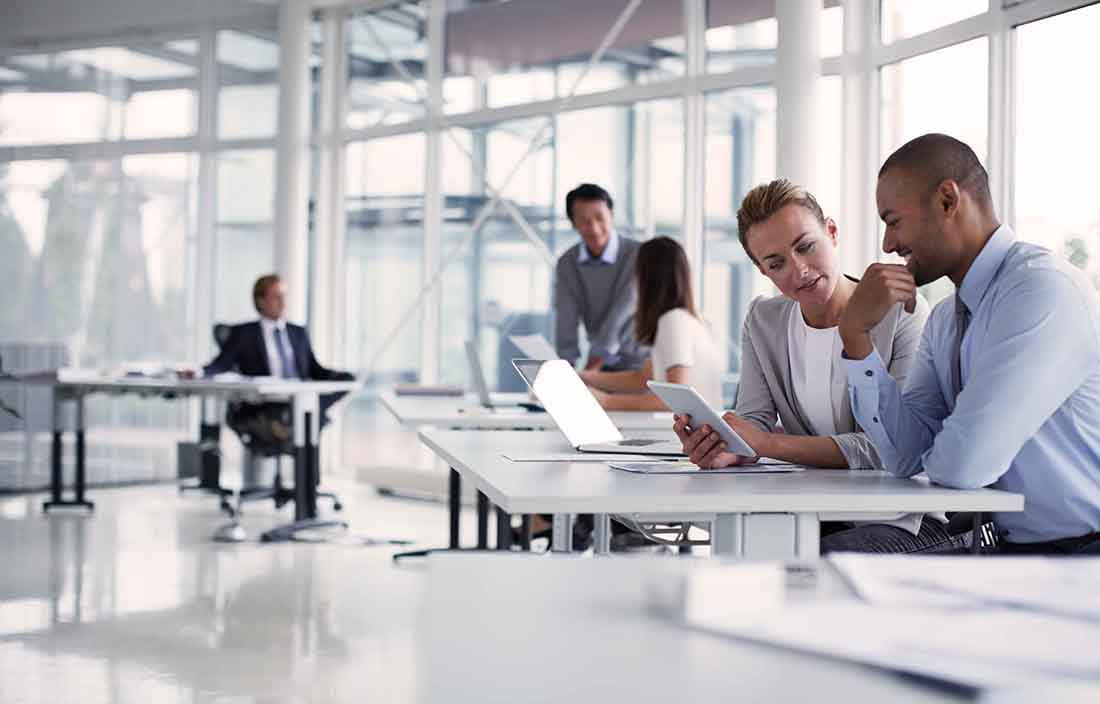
[553,183,647,371]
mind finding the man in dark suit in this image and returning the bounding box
[202,274,353,447]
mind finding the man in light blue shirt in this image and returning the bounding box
[839,133,1100,553]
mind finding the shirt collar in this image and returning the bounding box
[958,224,1015,311]
[577,230,619,264]
[260,317,287,333]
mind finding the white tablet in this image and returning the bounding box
[647,381,756,457]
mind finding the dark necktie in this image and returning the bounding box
[950,293,971,399]
[273,327,298,379]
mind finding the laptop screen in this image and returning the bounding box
[512,359,622,447]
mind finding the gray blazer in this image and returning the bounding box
[735,291,930,469]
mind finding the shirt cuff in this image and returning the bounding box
[843,347,889,389]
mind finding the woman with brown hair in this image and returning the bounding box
[581,236,723,411]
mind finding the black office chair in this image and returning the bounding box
[212,323,343,517]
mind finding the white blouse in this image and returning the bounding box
[787,309,929,537]
[652,308,724,409]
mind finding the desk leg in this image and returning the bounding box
[551,514,574,553]
[43,392,93,513]
[448,468,461,549]
[795,513,820,559]
[519,515,532,551]
[711,514,744,557]
[261,393,347,543]
[476,492,490,549]
[182,395,233,515]
[495,507,512,551]
[593,514,611,555]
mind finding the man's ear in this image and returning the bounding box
[937,179,961,218]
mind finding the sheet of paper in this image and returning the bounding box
[685,600,1100,690]
[610,461,803,475]
[830,554,1100,621]
[508,334,559,360]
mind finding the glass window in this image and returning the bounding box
[218,30,280,139]
[0,155,197,364]
[880,38,988,304]
[706,2,844,74]
[0,45,197,146]
[0,155,197,466]
[881,0,988,43]
[702,86,776,387]
[215,150,276,324]
[1015,3,1100,290]
[437,97,684,390]
[881,38,989,167]
[344,134,425,385]
[346,2,428,130]
[445,0,684,114]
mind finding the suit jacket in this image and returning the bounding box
[735,290,930,469]
[203,321,346,381]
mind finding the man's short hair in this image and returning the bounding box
[565,183,614,222]
[736,179,826,264]
[252,273,281,313]
[879,133,993,209]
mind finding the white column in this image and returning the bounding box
[775,0,822,190]
[987,1,1013,226]
[682,0,707,298]
[274,0,312,323]
[841,0,880,271]
[191,24,219,431]
[312,9,346,362]
[194,24,218,359]
[419,0,446,385]
[314,9,347,475]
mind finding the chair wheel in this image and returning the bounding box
[333,501,343,512]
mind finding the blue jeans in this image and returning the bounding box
[820,518,965,554]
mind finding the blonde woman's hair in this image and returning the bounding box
[736,179,826,263]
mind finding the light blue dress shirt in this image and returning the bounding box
[844,225,1100,543]
[576,229,620,265]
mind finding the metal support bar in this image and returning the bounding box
[495,506,512,550]
[711,513,744,557]
[476,491,490,549]
[449,467,461,549]
[551,513,574,553]
[593,513,611,555]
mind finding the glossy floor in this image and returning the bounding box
[0,479,474,704]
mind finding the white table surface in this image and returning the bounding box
[2,370,360,398]
[417,429,1025,517]
[421,554,963,704]
[379,389,675,430]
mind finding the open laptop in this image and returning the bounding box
[512,358,685,456]
[508,333,559,360]
[465,340,542,412]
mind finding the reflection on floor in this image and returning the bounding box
[0,479,479,704]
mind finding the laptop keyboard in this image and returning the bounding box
[618,439,662,446]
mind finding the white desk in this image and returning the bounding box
[2,371,359,541]
[378,389,674,430]
[380,389,676,553]
[418,429,1024,558]
[423,554,962,703]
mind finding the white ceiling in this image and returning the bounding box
[0,0,279,49]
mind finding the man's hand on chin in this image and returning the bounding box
[840,263,917,359]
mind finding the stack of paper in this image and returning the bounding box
[679,554,1100,692]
